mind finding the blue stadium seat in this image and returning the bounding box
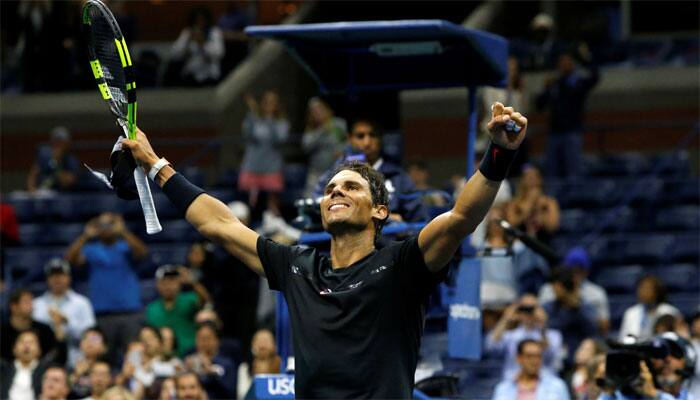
[5,198,35,223]
[593,265,644,294]
[650,264,699,293]
[3,247,65,286]
[670,234,699,263]
[662,179,700,205]
[146,220,199,243]
[652,151,691,178]
[148,244,190,267]
[614,235,674,265]
[588,153,649,177]
[559,179,616,208]
[19,223,84,246]
[667,293,700,318]
[558,209,587,233]
[655,206,700,231]
[613,177,663,206]
[215,168,239,189]
[283,163,309,206]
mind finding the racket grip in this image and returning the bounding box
[133,168,162,234]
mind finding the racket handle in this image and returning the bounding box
[133,168,162,234]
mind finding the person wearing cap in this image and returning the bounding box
[27,126,80,193]
[146,265,212,357]
[538,246,610,335]
[33,258,96,368]
[653,332,698,400]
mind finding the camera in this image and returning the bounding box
[602,337,668,391]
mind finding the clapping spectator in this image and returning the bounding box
[538,247,610,335]
[239,90,289,216]
[302,98,347,196]
[33,258,96,367]
[169,7,224,86]
[569,338,607,399]
[492,339,570,400]
[27,127,79,193]
[485,294,564,379]
[65,212,148,364]
[619,275,681,341]
[81,360,112,400]
[38,366,70,400]
[505,165,560,246]
[146,265,212,357]
[69,328,109,398]
[184,322,236,400]
[237,329,281,399]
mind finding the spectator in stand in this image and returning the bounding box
[1,288,62,362]
[239,90,289,216]
[82,360,112,400]
[175,372,207,400]
[69,328,109,398]
[159,378,176,400]
[535,44,599,178]
[405,159,448,207]
[302,97,347,196]
[689,310,700,400]
[184,322,236,400]
[146,265,212,357]
[27,126,79,193]
[33,258,96,367]
[485,294,563,379]
[654,333,697,400]
[169,7,224,86]
[539,247,610,335]
[100,385,136,400]
[492,339,570,400]
[0,330,67,400]
[569,338,607,399]
[160,326,178,361]
[619,275,681,341]
[237,329,281,399]
[542,268,598,368]
[38,366,70,400]
[505,165,560,246]
[217,1,252,72]
[312,119,427,222]
[65,212,149,364]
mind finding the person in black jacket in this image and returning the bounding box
[1,288,62,362]
[184,322,237,399]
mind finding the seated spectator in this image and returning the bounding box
[146,265,212,357]
[159,377,176,400]
[405,159,448,207]
[1,288,62,362]
[33,258,96,367]
[160,326,178,361]
[0,330,67,400]
[312,119,426,222]
[480,205,519,308]
[619,275,681,341]
[653,314,689,336]
[100,385,135,400]
[583,354,607,400]
[542,268,598,367]
[65,212,148,363]
[175,372,207,400]
[505,165,560,246]
[38,366,70,400]
[184,322,236,399]
[485,294,564,379]
[569,338,607,399]
[538,247,610,335]
[27,126,79,193]
[491,339,570,400]
[237,329,281,399]
[69,328,109,398]
[81,360,112,400]
[690,310,700,400]
[302,97,347,196]
[239,90,289,215]
[168,7,224,86]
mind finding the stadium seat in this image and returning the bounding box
[662,178,700,205]
[146,220,199,243]
[588,153,649,177]
[613,177,663,206]
[282,163,308,206]
[613,235,674,265]
[558,209,587,234]
[6,198,35,223]
[655,205,700,231]
[148,244,190,267]
[667,293,700,318]
[670,234,700,263]
[652,151,691,177]
[19,223,84,246]
[558,179,616,208]
[3,247,66,286]
[593,265,644,294]
[650,264,699,292]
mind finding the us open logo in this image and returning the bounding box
[449,303,481,320]
[267,376,295,396]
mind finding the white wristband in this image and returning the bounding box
[148,158,170,181]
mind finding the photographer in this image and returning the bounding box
[652,333,697,400]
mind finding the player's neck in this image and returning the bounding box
[329,231,375,269]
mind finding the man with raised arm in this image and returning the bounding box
[122,102,527,398]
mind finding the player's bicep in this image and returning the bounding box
[418,211,469,272]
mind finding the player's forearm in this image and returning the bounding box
[450,171,501,235]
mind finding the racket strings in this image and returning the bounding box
[88,8,128,114]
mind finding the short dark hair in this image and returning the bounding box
[329,161,389,242]
[140,324,163,342]
[517,339,542,355]
[9,288,32,305]
[82,326,105,341]
[349,118,382,137]
[196,321,220,337]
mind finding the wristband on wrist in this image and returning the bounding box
[161,173,206,215]
[148,158,171,181]
[479,141,518,181]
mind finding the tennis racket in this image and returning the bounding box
[82,0,162,234]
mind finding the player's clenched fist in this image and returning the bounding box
[487,101,528,150]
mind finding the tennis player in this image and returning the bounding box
[122,101,527,398]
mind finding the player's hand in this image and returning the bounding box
[122,128,160,171]
[487,102,527,150]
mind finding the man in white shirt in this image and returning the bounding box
[33,258,96,367]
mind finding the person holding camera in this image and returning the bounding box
[652,333,697,400]
[597,357,676,400]
[65,212,149,364]
[486,294,564,379]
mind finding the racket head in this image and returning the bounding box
[82,0,137,139]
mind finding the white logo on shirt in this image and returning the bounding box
[319,288,333,295]
[290,265,301,275]
[347,281,364,290]
[370,265,389,274]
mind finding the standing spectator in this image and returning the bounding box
[505,165,560,246]
[542,268,598,367]
[69,328,109,398]
[81,360,112,400]
[169,7,224,86]
[1,330,67,400]
[146,265,211,357]
[237,329,281,399]
[535,45,599,178]
[27,126,79,193]
[486,294,564,379]
[175,372,207,400]
[492,339,570,400]
[65,212,148,363]
[33,258,96,367]
[539,247,610,335]
[302,97,347,196]
[569,338,607,399]
[38,366,70,400]
[1,289,62,362]
[184,322,236,400]
[619,275,681,341]
[238,90,289,215]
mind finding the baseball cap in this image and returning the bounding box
[155,264,180,280]
[45,258,71,276]
[563,247,591,270]
[50,126,71,141]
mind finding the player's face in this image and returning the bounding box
[320,170,377,234]
[348,122,381,164]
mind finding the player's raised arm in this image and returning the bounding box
[418,102,527,271]
[122,129,264,276]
